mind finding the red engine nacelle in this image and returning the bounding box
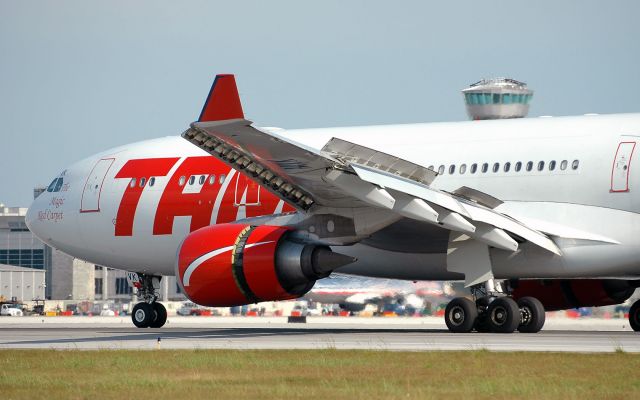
[510,279,636,311]
[176,224,356,307]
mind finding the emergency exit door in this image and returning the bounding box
[611,142,636,192]
[81,158,114,212]
[234,173,261,206]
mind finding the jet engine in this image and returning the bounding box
[510,279,637,311]
[176,224,356,307]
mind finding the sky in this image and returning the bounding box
[1,1,639,206]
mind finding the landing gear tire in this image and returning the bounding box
[445,297,478,333]
[150,302,167,328]
[629,300,640,332]
[517,296,546,333]
[132,303,155,328]
[487,297,520,333]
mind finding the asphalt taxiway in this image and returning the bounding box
[0,316,637,352]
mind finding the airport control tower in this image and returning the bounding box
[462,78,533,120]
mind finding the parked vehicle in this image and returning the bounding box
[177,302,217,316]
[30,299,45,316]
[0,302,24,317]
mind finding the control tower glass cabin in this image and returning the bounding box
[462,78,533,120]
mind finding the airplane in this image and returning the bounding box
[26,74,640,333]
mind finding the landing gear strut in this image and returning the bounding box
[129,273,167,328]
[444,279,546,334]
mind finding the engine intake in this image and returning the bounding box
[176,224,356,307]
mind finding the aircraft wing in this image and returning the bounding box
[183,74,562,285]
[185,118,358,210]
[184,121,560,253]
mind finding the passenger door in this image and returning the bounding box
[81,158,114,212]
[234,173,261,206]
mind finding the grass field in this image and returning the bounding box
[0,350,638,399]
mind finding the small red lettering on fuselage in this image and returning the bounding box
[50,196,65,209]
[114,156,294,237]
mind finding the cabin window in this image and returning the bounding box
[560,160,568,170]
[438,165,445,175]
[148,177,155,187]
[572,160,579,170]
[428,165,434,171]
[199,175,206,185]
[515,161,522,172]
[537,161,545,171]
[459,164,467,174]
[526,161,533,172]
[549,160,556,171]
[219,174,226,184]
[209,175,216,185]
[470,163,478,174]
[188,176,195,185]
[178,176,186,186]
[492,163,500,173]
[449,165,456,175]
[481,163,489,173]
[504,162,511,172]
[139,177,146,187]
[129,178,136,188]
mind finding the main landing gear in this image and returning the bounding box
[444,279,545,334]
[130,274,167,328]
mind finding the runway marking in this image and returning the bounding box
[0,325,638,352]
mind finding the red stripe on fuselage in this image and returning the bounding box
[114,156,295,237]
[153,157,228,235]
[114,157,180,236]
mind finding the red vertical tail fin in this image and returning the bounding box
[198,74,244,122]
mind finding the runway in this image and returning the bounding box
[0,316,637,352]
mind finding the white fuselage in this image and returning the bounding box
[26,113,640,281]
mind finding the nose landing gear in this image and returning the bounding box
[129,273,167,328]
[443,279,546,334]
